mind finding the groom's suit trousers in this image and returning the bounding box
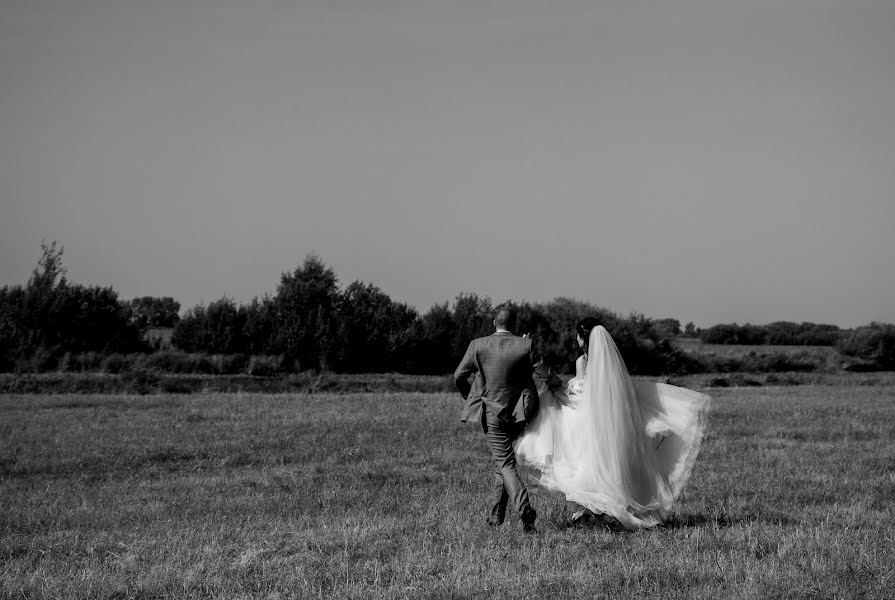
[483,409,531,520]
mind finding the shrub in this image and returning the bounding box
[100,353,134,374]
[136,351,186,373]
[247,355,280,376]
[25,347,60,373]
[136,351,216,374]
[728,374,763,387]
[215,353,250,375]
[837,323,895,371]
[59,352,105,372]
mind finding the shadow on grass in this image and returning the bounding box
[540,509,758,533]
[665,508,801,529]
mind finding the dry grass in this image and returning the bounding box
[2,385,895,599]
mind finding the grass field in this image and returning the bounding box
[2,384,895,599]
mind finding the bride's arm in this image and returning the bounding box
[575,355,587,380]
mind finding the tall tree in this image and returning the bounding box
[336,281,417,372]
[129,296,181,329]
[413,302,456,374]
[450,293,493,363]
[274,254,339,371]
[240,296,277,355]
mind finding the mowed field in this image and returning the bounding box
[2,385,895,599]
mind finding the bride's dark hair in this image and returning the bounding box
[576,317,602,354]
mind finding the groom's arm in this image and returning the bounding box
[530,341,562,391]
[454,341,477,399]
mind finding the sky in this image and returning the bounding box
[2,0,894,328]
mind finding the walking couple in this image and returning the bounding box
[454,306,710,532]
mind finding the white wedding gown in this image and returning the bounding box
[515,326,710,530]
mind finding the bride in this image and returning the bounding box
[515,317,711,530]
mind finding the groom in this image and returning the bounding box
[454,305,552,533]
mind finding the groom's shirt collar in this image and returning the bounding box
[494,329,512,335]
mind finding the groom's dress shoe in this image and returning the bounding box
[521,506,537,533]
[487,516,504,527]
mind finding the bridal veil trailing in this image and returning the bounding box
[516,325,710,529]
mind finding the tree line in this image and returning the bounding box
[167,255,694,375]
[2,242,894,374]
[694,321,843,346]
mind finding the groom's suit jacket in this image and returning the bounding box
[454,331,550,426]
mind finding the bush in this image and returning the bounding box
[214,353,250,375]
[0,242,147,373]
[100,353,134,374]
[247,355,280,376]
[27,347,60,373]
[120,369,160,394]
[837,323,895,371]
[58,352,105,372]
[136,351,215,374]
[698,321,843,346]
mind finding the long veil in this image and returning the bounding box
[555,326,673,528]
[516,325,711,529]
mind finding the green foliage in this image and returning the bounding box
[273,254,340,371]
[413,303,456,375]
[138,351,217,374]
[0,241,145,371]
[247,354,280,376]
[170,306,208,353]
[11,246,877,377]
[240,296,277,355]
[699,321,842,346]
[449,293,493,361]
[100,353,135,374]
[534,298,606,372]
[129,296,180,329]
[654,318,682,338]
[837,322,895,371]
[0,285,27,371]
[171,299,247,355]
[212,353,250,375]
[28,240,66,291]
[57,352,105,373]
[335,281,418,373]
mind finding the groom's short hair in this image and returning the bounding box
[493,305,517,331]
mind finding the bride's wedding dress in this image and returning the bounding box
[515,326,710,530]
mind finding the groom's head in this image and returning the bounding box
[493,305,517,333]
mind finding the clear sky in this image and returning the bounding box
[2,0,894,327]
